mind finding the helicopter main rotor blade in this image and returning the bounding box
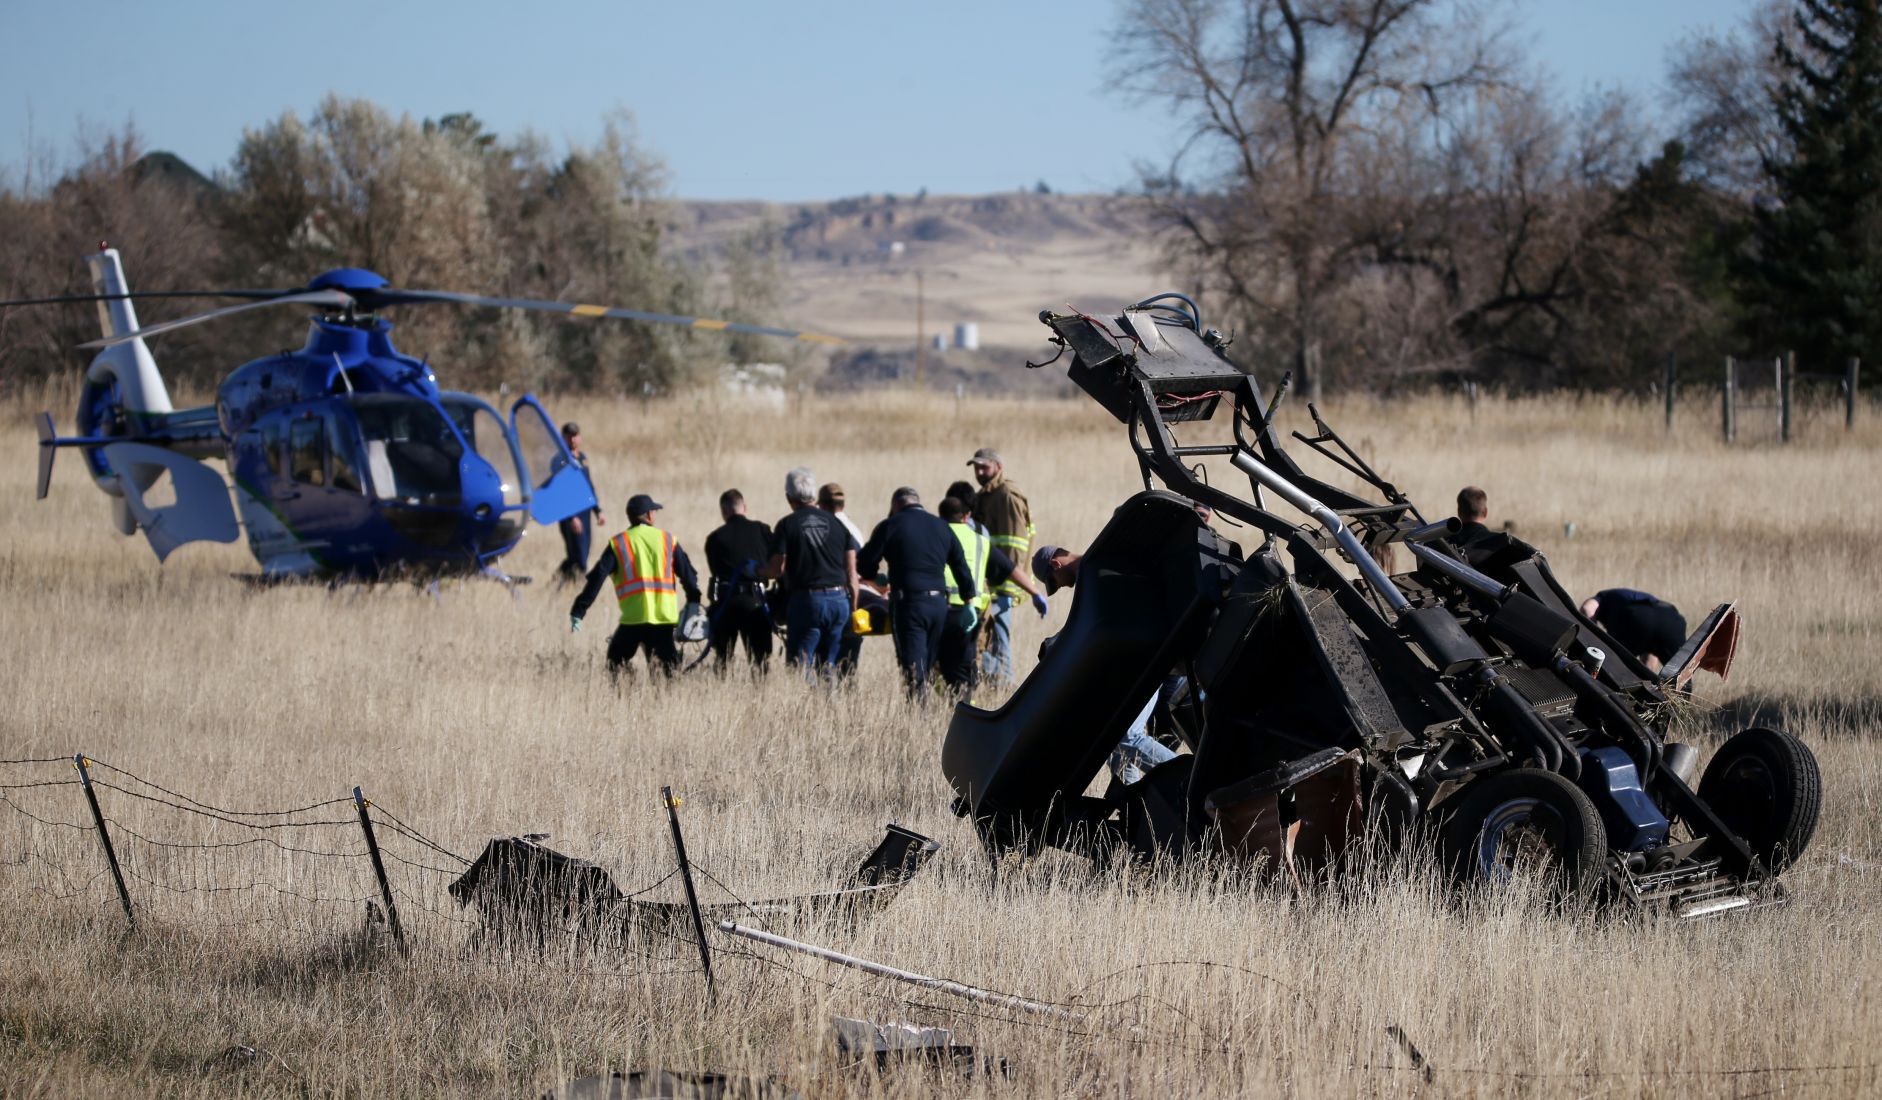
[0,290,295,308]
[78,289,356,349]
[375,288,846,345]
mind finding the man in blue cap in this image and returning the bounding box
[569,493,702,678]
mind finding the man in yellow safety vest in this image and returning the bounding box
[569,493,703,678]
[937,493,1048,694]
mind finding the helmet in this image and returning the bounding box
[676,601,708,643]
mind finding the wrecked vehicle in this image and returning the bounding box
[942,294,1820,916]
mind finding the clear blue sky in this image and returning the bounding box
[0,0,1763,202]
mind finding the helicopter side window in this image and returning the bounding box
[261,421,286,479]
[289,418,325,487]
[350,396,466,503]
[326,415,363,494]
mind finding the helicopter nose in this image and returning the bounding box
[458,455,505,516]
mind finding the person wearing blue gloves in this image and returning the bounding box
[937,493,1048,695]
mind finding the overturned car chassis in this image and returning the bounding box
[943,297,1820,916]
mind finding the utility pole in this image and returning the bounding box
[915,269,925,391]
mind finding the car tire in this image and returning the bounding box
[1440,767,1609,899]
[1697,726,1821,872]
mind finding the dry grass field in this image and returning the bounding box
[1,383,1879,1098]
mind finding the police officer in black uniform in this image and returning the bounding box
[857,487,976,695]
[703,488,774,668]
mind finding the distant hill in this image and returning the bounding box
[130,151,217,196]
[664,191,1173,357]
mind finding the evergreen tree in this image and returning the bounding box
[1739,0,1882,367]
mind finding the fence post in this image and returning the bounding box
[1781,352,1794,443]
[1723,356,1737,443]
[661,786,716,1004]
[351,786,406,950]
[1664,352,1677,432]
[1850,358,1861,431]
[72,755,134,930]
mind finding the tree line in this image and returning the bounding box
[0,98,784,395]
[4,3,1875,397]
[1113,0,1882,395]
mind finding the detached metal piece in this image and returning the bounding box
[720,922,1078,1021]
[450,824,939,953]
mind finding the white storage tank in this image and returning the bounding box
[953,322,979,350]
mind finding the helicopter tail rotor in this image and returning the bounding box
[34,412,55,501]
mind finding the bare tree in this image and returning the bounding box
[0,125,224,391]
[1111,0,1511,396]
[1666,0,1794,197]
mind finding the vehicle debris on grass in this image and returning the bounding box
[942,293,1821,915]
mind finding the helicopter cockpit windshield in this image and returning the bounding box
[348,395,465,504]
[439,394,527,510]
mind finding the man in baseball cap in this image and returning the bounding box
[965,446,1032,684]
[568,491,702,679]
[1030,544,1080,595]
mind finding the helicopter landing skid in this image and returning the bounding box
[478,565,531,593]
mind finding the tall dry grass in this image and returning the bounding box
[1,386,1878,1098]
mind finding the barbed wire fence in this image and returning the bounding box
[4,752,1877,1092]
[0,753,700,972]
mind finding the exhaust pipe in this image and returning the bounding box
[1229,450,1408,611]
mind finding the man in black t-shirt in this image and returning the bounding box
[760,466,860,671]
[703,488,775,669]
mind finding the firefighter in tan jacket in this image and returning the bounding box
[967,447,1034,684]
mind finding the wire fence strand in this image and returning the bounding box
[86,759,353,819]
[90,780,355,831]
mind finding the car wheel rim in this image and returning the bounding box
[1476,797,1564,883]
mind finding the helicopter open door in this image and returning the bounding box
[509,396,598,526]
[98,443,240,562]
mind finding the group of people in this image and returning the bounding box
[560,437,1052,697]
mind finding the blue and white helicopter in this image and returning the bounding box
[11,248,839,581]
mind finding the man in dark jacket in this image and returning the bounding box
[1452,486,1496,551]
[702,488,774,669]
[555,422,607,582]
[858,487,976,694]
